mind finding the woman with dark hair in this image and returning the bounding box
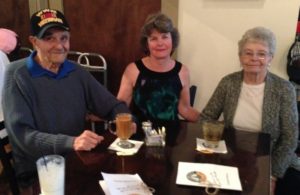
[117,13,200,136]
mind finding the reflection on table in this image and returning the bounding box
[27,121,271,195]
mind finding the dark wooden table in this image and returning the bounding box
[61,121,270,195]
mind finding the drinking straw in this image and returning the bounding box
[38,147,48,171]
[42,155,48,171]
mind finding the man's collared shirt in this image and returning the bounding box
[27,51,75,79]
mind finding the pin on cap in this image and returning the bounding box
[30,8,70,38]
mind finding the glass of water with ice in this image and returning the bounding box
[36,155,65,195]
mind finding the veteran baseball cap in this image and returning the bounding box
[30,8,70,38]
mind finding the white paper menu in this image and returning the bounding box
[100,172,153,195]
[176,162,242,191]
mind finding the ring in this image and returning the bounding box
[205,184,220,195]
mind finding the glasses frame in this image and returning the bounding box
[241,50,271,60]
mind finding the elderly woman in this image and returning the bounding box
[117,13,200,130]
[201,27,300,195]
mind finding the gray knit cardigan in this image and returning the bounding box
[202,71,300,178]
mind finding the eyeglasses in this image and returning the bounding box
[241,51,270,60]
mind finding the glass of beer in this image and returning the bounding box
[202,120,224,148]
[109,113,134,149]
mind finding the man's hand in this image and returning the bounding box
[73,130,104,151]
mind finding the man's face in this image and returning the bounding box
[30,28,70,66]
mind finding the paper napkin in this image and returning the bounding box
[100,172,153,195]
[108,138,143,155]
[196,138,227,154]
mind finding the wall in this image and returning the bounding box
[162,0,179,58]
[0,0,30,48]
[177,0,300,110]
[62,0,160,94]
[28,0,64,15]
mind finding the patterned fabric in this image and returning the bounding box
[202,71,300,178]
[0,51,9,121]
[132,60,182,123]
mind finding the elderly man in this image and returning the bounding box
[2,8,132,186]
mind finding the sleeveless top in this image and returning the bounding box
[132,59,183,123]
